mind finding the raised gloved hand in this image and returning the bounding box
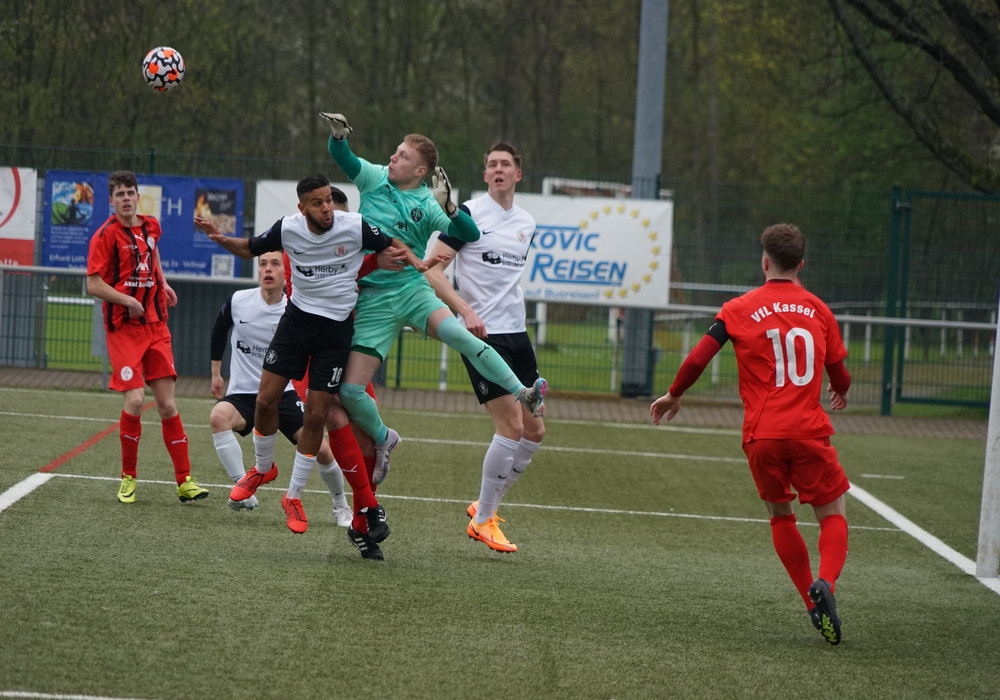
[319,112,352,140]
[431,166,457,218]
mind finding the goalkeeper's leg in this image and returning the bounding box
[431,312,524,395]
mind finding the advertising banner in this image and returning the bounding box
[0,167,39,266]
[254,180,673,309]
[42,170,244,277]
[516,194,673,308]
[254,180,360,233]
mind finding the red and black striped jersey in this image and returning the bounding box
[87,215,169,331]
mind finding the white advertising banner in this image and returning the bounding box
[516,194,673,308]
[254,179,360,233]
[254,181,673,309]
[0,167,39,266]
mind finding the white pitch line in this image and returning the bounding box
[0,691,155,700]
[2,405,995,591]
[0,411,117,425]
[38,473,895,532]
[0,472,54,514]
[848,481,1000,595]
[0,410,746,463]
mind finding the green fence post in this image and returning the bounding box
[881,187,907,416]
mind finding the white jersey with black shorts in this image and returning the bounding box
[248,211,390,393]
[209,287,303,441]
[438,194,540,403]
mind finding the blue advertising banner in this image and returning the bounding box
[42,170,244,277]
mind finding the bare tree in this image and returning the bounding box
[828,0,1000,192]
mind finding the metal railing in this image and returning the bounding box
[3,265,994,415]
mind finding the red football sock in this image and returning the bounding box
[161,414,191,484]
[328,425,378,514]
[119,410,141,478]
[770,514,815,608]
[365,453,377,492]
[817,514,849,591]
[350,423,377,491]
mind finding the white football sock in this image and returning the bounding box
[317,459,349,508]
[252,429,278,474]
[286,450,317,500]
[212,430,246,482]
[475,435,518,525]
[499,438,541,501]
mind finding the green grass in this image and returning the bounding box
[0,387,998,698]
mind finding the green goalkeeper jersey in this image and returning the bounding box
[329,136,478,290]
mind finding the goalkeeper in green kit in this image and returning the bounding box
[321,112,548,486]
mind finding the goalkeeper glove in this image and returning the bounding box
[319,112,352,140]
[432,166,457,218]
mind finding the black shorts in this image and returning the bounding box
[461,331,540,405]
[262,302,354,395]
[217,390,304,442]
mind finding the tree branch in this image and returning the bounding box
[829,0,1000,192]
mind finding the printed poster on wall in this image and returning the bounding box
[42,170,244,277]
[0,167,39,266]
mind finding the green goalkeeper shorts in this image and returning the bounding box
[351,277,448,361]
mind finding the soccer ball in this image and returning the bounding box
[142,46,185,92]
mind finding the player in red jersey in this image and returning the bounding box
[86,170,209,504]
[650,223,851,645]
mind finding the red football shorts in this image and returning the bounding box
[741,437,850,507]
[106,321,177,392]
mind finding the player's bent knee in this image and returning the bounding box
[339,382,367,409]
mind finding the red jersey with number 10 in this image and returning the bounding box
[717,279,847,442]
[87,214,169,331]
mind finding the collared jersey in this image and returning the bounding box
[248,211,389,321]
[439,194,535,334]
[351,158,454,290]
[87,214,168,331]
[211,287,294,396]
[717,279,847,441]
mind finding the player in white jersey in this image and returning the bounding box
[209,251,352,526]
[196,174,417,560]
[425,142,546,553]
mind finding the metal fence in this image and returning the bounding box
[2,146,998,414]
[2,266,994,415]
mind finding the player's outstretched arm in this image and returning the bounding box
[322,112,362,180]
[194,216,252,259]
[432,166,458,218]
[382,239,448,273]
[319,112,352,140]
